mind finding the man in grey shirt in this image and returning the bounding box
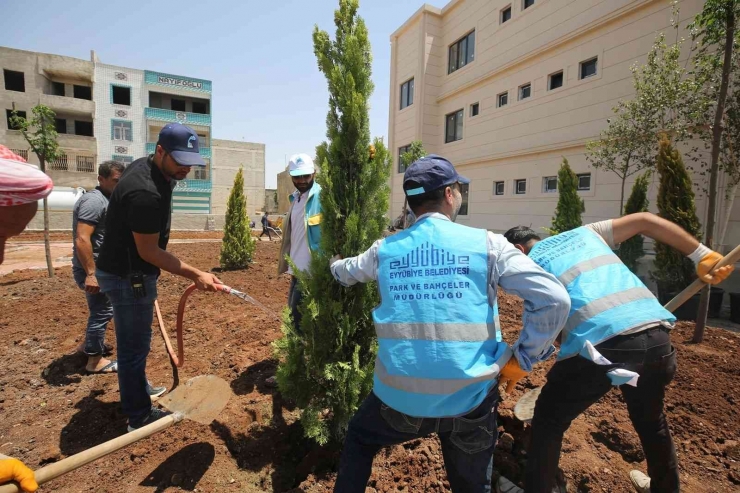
[72,161,123,373]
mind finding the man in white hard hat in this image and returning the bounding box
[0,144,53,492]
[268,153,323,386]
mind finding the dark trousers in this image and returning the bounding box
[334,389,499,493]
[525,327,679,493]
[288,276,303,334]
[259,226,272,240]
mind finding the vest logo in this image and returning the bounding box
[390,241,469,271]
[187,135,196,149]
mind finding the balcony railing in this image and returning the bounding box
[174,179,212,192]
[144,107,211,126]
[145,142,211,158]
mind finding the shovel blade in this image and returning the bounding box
[158,375,232,425]
[513,386,542,424]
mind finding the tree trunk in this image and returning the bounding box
[719,182,739,249]
[694,10,735,343]
[620,174,627,216]
[39,157,54,278]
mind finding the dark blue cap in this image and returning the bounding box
[157,123,205,166]
[403,154,470,196]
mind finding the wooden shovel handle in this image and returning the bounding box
[0,414,182,493]
[664,243,740,312]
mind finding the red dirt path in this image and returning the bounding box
[0,240,738,492]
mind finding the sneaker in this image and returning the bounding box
[629,470,651,493]
[147,382,167,401]
[127,408,172,432]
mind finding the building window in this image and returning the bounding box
[448,30,475,74]
[445,109,464,143]
[494,181,505,195]
[497,92,508,107]
[111,85,131,106]
[400,78,414,110]
[193,166,208,180]
[580,57,598,79]
[54,118,66,134]
[549,71,563,90]
[459,183,469,215]
[50,152,68,171]
[515,179,527,195]
[149,92,163,108]
[198,134,208,147]
[75,120,93,137]
[470,102,480,117]
[171,98,186,111]
[111,120,132,141]
[543,176,558,193]
[51,82,65,96]
[4,70,25,92]
[112,155,134,165]
[577,173,591,190]
[192,101,208,114]
[6,109,26,130]
[10,149,28,160]
[501,5,512,23]
[398,144,411,173]
[73,85,92,100]
[523,0,535,9]
[76,155,95,173]
[519,83,531,100]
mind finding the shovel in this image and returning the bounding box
[0,375,232,493]
[513,244,740,424]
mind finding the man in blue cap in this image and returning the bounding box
[328,155,571,492]
[96,123,222,432]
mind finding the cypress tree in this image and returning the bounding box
[618,172,651,273]
[653,134,702,293]
[220,167,255,270]
[551,158,585,234]
[274,0,391,444]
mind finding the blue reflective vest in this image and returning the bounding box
[373,216,512,417]
[528,227,675,360]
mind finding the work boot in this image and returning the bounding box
[629,470,651,493]
[127,408,172,432]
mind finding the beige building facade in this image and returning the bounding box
[388,0,740,250]
[276,168,293,214]
[211,139,265,220]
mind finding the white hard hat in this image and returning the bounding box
[288,153,315,177]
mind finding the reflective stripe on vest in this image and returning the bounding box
[529,227,675,360]
[373,216,511,417]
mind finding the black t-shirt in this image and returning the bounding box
[96,156,175,276]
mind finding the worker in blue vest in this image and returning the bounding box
[329,155,571,493]
[504,215,733,493]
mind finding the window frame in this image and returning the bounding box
[445,109,464,144]
[543,176,558,193]
[112,155,134,165]
[3,69,25,92]
[192,101,208,114]
[170,98,186,112]
[515,179,527,195]
[110,84,132,106]
[580,57,598,79]
[51,81,65,96]
[500,5,512,24]
[398,144,411,173]
[494,181,505,196]
[497,91,509,108]
[400,77,414,110]
[74,120,94,137]
[523,0,535,9]
[458,182,470,216]
[548,71,564,90]
[73,84,92,100]
[448,30,476,74]
[577,173,591,191]
[54,117,67,134]
[111,119,133,141]
[518,83,532,101]
[470,102,480,117]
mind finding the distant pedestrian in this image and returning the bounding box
[72,161,124,374]
[259,211,272,241]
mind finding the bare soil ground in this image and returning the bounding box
[0,240,738,492]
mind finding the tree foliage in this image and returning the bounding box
[550,158,585,234]
[220,167,255,270]
[274,0,391,445]
[400,141,425,169]
[653,135,702,294]
[618,172,651,273]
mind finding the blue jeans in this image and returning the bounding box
[334,389,499,493]
[73,267,113,356]
[96,269,158,426]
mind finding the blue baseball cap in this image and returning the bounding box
[157,123,205,166]
[403,154,469,196]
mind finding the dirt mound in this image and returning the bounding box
[1,241,739,492]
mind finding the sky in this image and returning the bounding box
[1,0,440,188]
